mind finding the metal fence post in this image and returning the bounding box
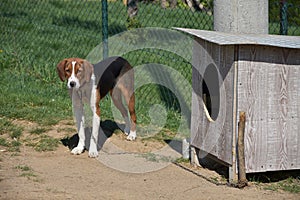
[280,0,288,35]
[102,0,109,58]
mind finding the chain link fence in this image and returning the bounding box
[1,0,299,72]
[1,0,299,69]
[0,0,299,134]
[269,0,300,35]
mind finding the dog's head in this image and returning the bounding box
[57,58,94,89]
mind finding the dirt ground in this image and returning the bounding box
[0,120,299,200]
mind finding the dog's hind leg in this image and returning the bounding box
[116,84,137,141]
[110,88,131,136]
[128,92,136,133]
[123,90,137,141]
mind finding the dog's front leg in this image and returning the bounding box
[89,112,100,157]
[88,87,100,158]
[71,92,85,155]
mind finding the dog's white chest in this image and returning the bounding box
[71,82,93,105]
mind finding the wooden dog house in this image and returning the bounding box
[177,28,300,179]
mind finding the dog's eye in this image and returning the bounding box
[65,68,71,73]
[78,68,83,73]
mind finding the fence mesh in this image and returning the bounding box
[269,0,300,35]
[1,1,299,68]
[0,0,299,134]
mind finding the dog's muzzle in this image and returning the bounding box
[67,78,80,89]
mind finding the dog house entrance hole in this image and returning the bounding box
[202,64,220,121]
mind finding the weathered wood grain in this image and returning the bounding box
[238,45,300,172]
[191,35,300,173]
[238,46,269,172]
[191,38,234,165]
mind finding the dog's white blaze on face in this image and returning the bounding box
[67,61,80,89]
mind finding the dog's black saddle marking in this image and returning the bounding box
[93,56,128,98]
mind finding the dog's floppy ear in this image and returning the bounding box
[57,59,68,81]
[82,60,94,82]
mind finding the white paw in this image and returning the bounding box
[124,126,130,136]
[88,150,99,158]
[126,131,136,141]
[71,146,84,155]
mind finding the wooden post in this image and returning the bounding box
[229,46,239,184]
[237,111,248,188]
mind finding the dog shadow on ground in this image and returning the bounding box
[164,139,182,155]
[61,120,123,151]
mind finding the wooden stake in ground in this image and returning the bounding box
[237,111,248,188]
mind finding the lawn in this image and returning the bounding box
[0,0,199,139]
[1,0,298,137]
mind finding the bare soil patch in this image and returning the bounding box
[0,120,299,200]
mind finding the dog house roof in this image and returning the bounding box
[175,28,300,49]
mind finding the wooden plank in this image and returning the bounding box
[191,38,208,157]
[281,50,299,170]
[270,63,289,171]
[238,45,300,172]
[238,46,268,173]
[197,40,219,157]
[191,38,235,165]
[265,48,299,171]
[298,68,300,169]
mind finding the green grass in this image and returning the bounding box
[15,165,32,172]
[20,172,38,178]
[24,134,60,152]
[7,141,22,152]
[0,138,21,152]
[30,127,51,135]
[5,0,297,144]
[58,126,76,132]
[1,1,298,142]
[174,157,190,164]
[0,65,72,125]
[0,0,195,139]
[0,117,23,139]
[139,152,174,163]
[1,0,297,131]
[263,177,300,193]
[0,117,23,152]
[34,135,60,152]
[15,164,40,181]
[248,172,300,194]
[0,138,8,147]
[0,117,60,152]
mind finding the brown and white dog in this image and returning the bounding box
[57,56,137,157]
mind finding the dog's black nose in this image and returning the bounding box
[70,81,76,88]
